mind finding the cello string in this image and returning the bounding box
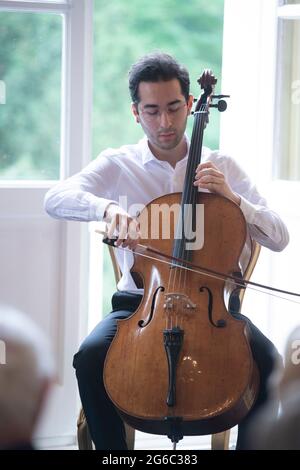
[165,268,172,330]
[176,108,203,326]
[166,101,207,326]
[179,111,198,310]
[178,109,200,275]
[180,105,207,318]
[167,118,198,326]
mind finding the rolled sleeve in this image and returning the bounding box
[239,196,289,252]
[44,152,121,222]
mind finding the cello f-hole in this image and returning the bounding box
[199,286,227,328]
[138,286,165,328]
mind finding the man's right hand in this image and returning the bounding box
[103,203,141,250]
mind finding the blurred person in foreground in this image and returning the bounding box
[247,326,300,449]
[0,306,55,450]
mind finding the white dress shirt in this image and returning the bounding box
[45,136,289,292]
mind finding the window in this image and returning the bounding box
[274,0,300,180]
[0,10,62,179]
[0,0,72,181]
[0,0,91,183]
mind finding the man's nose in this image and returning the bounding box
[159,110,172,127]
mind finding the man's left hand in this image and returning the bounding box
[194,162,241,205]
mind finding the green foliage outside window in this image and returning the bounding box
[0,12,62,180]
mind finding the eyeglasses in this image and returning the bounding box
[138,101,187,123]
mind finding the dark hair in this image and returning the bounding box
[128,51,190,103]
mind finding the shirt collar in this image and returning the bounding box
[139,135,190,167]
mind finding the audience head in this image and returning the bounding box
[0,306,55,448]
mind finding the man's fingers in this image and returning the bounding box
[118,215,129,239]
[195,168,223,180]
[122,235,141,251]
[194,175,223,185]
[128,219,140,240]
[107,214,118,238]
[106,212,141,249]
[195,161,217,172]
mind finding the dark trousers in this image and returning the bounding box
[73,291,281,450]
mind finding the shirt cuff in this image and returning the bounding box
[94,199,118,221]
[239,195,258,224]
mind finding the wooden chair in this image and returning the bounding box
[77,239,261,450]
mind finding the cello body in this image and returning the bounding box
[104,192,259,437]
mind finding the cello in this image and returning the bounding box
[103,70,259,445]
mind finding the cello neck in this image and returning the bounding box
[172,77,213,264]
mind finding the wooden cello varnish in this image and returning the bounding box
[104,71,259,443]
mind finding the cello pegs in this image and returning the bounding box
[209,100,227,112]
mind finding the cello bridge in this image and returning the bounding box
[163,293,196,310]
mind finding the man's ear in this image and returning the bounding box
[187,94,194,115]
[131,103,140,123]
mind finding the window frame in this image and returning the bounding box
[0,1,69,14]
[0,0,94,186]
[274,7,300,180]
[221,0,300,184]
